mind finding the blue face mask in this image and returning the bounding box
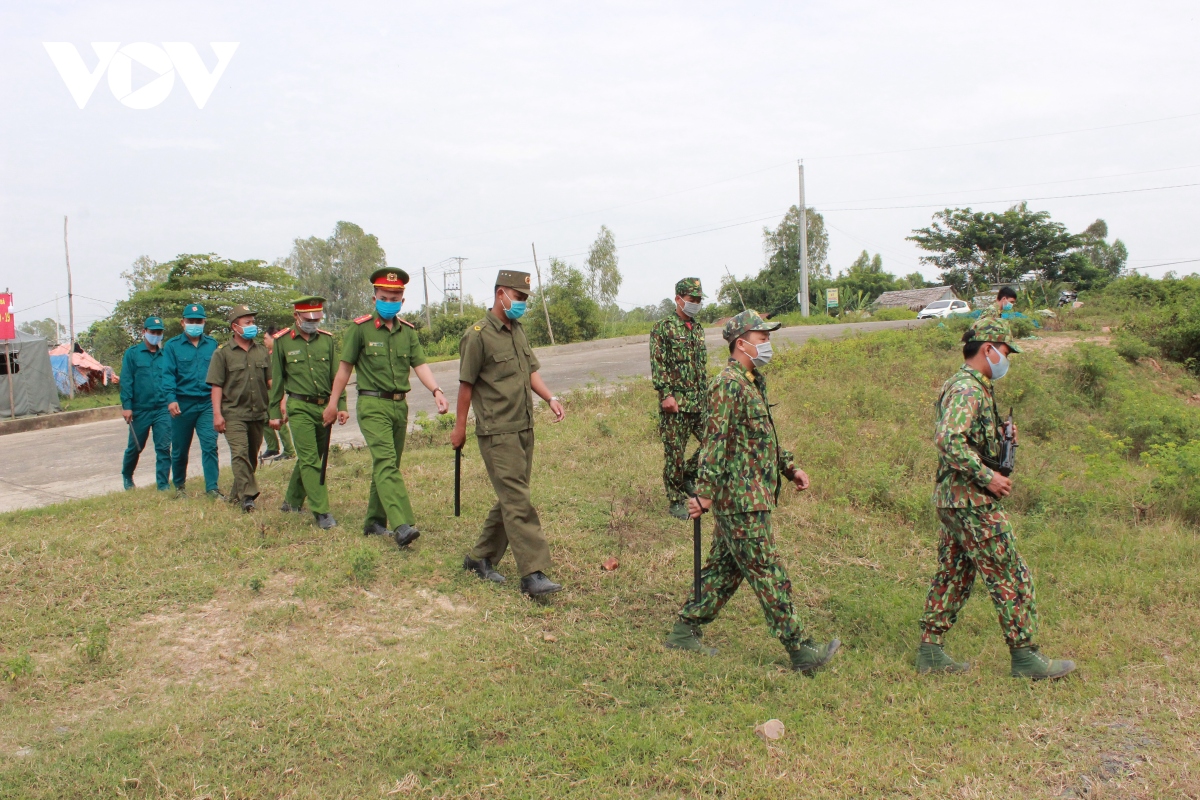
[184,323,205,338]
[144,332,163,347]
[239,324,258,339]
[502,293,527,320]
[376,298,403,319]
[986,345,1010,380]
[1001,302,1013,311]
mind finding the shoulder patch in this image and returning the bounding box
[272,329,290,340]
[317,328,333,336]
[354,314,373,324]
[398,318,416,329]
[473,325,482,331]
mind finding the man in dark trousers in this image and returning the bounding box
[161,303,220,498]
[119,315,171,491]
[207,305,271,511]
[451,270,567,597]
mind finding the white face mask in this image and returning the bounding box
[985,344,1009,380]
[298,319,321,334]
[741,339,773,368]
[679,298,701,319]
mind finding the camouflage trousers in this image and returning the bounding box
[678,511,805,648]
[658,410,704,504]
[920,506,1037,648]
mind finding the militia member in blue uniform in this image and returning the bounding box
[325,268,450,547]
[161,303,220,497]
[119,316,171,491]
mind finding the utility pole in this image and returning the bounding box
[798,161,809,317]
[63,215,75,399]
[452,257,467,314]
[55,294,62,347]
[422,267,433,331]
[531,243,554,345]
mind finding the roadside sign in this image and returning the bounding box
[0,294,14,340]
[826,288,839,309]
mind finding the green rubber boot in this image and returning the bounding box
[788,638,841,673]
[663,621,717,655]
[1010,645,1076,680]
[916,643,970,674]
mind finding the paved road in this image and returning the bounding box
[0,319,923,512]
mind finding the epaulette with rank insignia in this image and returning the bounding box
[272,329,291,340]
[397,318,416,329]
[317,328,333,336]
[354,314,373,324]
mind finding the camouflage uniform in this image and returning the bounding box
[649,277,708,505]
[677,311,806,648]
[920,319,1036,648]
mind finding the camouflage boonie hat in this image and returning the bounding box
[968,317,1023,353]
[722,309,781,343]
[496,270,533,293]
[226,304,255,322]
[675,277,704,298]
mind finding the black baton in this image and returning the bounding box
[691,495,703,603]
[126,418,142,451]
[454,447,462,517]
[319,423,333,486]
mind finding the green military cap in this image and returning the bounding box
[290,296,326,311]
[182,302,206,319]
[370,267,409,289]
[967,317,1023,353]
[722,309,781,343]
[496,270,533,292]
[675,277,704,298]
[226,304,256,322]
[143,316,164,330]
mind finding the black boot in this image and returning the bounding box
[393,524,420,548]
[363,521,390,536]
[280,501,304,513]
[520,571,562,596]
[463,555,506,583]
[241,497,256,513]
[314,512,337,530]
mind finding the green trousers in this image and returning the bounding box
[678,511,805,648]
[263,419,295,457]
[471,428,553,578]
[122,407,171,490]
[282,399,332,515]
[358,395,415,529]
[921,506,1037,648]
[658,410,704,504]
[170,395,219,492]
[223,417,265,501]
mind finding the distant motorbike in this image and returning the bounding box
[1057,290,1078,308]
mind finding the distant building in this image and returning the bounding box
[873,286,957,312]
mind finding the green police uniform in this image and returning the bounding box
[269,299,346,519]
[459,271,554,579]
[649,277,709,511]
[206,305,271,504]
[341,273,426,533]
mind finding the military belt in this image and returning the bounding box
[289,393,330,406]
[358,390,407,401]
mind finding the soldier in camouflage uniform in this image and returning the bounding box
[650,277,709,519]
[663,310,840,674]
[977,285,1017,322]
[918,317,1075,680]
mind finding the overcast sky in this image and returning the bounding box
[3,1,1199,329]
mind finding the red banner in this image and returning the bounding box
[0,294,14,340]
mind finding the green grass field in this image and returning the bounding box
[2,326,1198,798]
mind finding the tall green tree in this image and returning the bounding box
[908,203,1078,296]
[119,255,171,294]
[281,221,387,320]
[18,318,64,345]
[1066,219,1128,287]
[584,225,621,306]
[525,258,602,346]
[836,251,900,302]
[718,206,830,314]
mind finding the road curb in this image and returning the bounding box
[0,405,124,436]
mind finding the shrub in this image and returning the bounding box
[1142,440,1200,523]
[1065,344,1116,404]
[1113,332,1155,363]
[77,622,110,663]
[871,308,918,321]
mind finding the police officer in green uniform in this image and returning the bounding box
[119,316,171,491]
[324,268,449,547]
[162,302,221,497]
[261,325,296,461]
[451,270,567,597]
[206,305,272,511]
[269,296,348,529]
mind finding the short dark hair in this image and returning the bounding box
[266,324,279,336]
[997,286,1017,300]
[729,338,739,355]
[962,330,984,359]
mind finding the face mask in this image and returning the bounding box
[184,323,205,338]
[143,332,163,347]
[680,299,701,319]
[298,320,320,334]
[742,339,773,368]
[985,345,1010,380]
[376,298,402,319]
[1001,302,1013,311]
[502,292,527,320]
[238,324,258,339]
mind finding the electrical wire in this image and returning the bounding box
[824,181,1200,212]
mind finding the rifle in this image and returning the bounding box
[977,408,1017,477]
[319,423,333,485]
[454,447,462,517]
[691,495,704,603]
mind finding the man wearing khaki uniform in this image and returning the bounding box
[206,304,271,511]
[451,270,567,597]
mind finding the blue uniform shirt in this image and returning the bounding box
[160,333,218,404]
[119,341,167,411]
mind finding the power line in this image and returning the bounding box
[824,181,1200,212]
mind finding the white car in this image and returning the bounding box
[917,299,971,319]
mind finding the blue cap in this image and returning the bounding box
[144,316,164,330]
[183,303,206,319]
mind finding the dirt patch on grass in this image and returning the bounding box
[1019,333,1112,355]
